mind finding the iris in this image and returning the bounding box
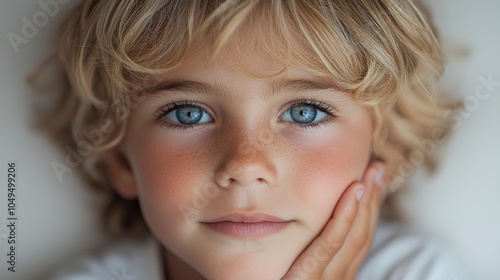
[289,105,317,123]
[176,106,203,124]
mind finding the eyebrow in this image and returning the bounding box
[143,78,340,101]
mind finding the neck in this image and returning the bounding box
[163,248,206,280]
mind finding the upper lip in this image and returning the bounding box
[202,212,290,223]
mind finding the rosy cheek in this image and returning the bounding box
[291,143,360,211]
[282,122,372,224]
[127,133,207,211]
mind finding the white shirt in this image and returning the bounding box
[357,221,470,280]
[49,221,471,280]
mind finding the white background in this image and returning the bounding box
[0,0,499,279]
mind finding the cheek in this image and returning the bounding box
[125,133,212,230]
[133,144,197,199]
[284,120,372,227]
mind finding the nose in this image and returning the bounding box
[214,128,277,189]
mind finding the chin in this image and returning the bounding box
[197,252,293,280]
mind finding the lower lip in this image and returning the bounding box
[202,221,291,238]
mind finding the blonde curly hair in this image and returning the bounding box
[49,0,454,237]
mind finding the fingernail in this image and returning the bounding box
[375,165,387,197]
[355,188,365,201]
[375,165,385,186]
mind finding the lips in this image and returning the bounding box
[202,212,289,223]
[201,212,292,238]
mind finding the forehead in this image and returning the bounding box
[154,46,341,97]
[141,48,351,107]
[169,26,338,85]
[130,6,366,101]
[178,11,335,78]
[179,46,284,76]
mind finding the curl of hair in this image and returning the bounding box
[52,0,456,236]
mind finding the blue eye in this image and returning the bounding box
[155,101,212,129]
[155,99,336,131]
[279,100,334,127]
[173,106,204,124]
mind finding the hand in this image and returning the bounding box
[281,162,386,280]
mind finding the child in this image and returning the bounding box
[47,0,468,279]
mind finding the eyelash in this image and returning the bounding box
[153,99,338,131]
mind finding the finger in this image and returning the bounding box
[361,162,385,233]
[282,181,365,280]
[329,164,380,275]
[365,163,385,242]
[346,164,386,277]
[344,161,384,250]
[368,162,387,203]
[361,162,385,195]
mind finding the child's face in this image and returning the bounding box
[116,49,373,279]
